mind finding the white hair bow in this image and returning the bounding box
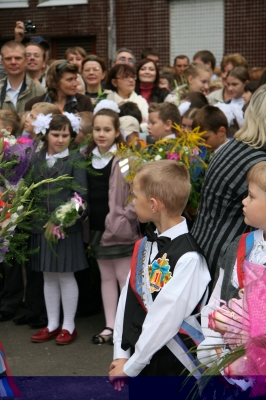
[178,101,191,116]
[94,99,120,115]
[32,113,53,135]
[63,112,82,134]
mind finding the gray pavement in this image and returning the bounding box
[1,309,129,399]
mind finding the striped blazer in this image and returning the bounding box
[191,139,266,287]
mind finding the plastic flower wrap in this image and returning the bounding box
[195,260,266,397]
[45,192,86,243]
[0,129,34,187]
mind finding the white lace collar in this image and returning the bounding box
[92,144,117,169]
[46,148,69,168]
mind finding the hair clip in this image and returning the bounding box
[56,61,70,72]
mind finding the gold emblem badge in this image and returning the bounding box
[149,253,172,293]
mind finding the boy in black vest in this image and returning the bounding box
[109,160,211,397]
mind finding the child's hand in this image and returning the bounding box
[109,358,129,391]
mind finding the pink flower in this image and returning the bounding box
[224,355,246,377]
[17,137,33,144]
[193,148,199,156]
[208,307,231,333]
[166,152,180,160]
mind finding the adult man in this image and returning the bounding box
[193,50,217,79]
[25,43,46,87]
[173,55,189,85]
[0,41,46,113]
[141,47,160,67]
[112,48,136,67]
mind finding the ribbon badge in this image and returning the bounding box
[149,253,172,293]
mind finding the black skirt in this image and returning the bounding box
[90,230,134,260]
[30,231,89,273]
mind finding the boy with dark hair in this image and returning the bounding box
[192,105,229,152]
[148,102,181,141]
[109,160,210,398]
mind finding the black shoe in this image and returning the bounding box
[28,319,48,329]
[13,315,29,325]
[0,311,15,322]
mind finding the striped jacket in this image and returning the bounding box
[191,139,266,287]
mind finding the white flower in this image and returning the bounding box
[94,100,120,115]
[63,112,82,134]
[8,137,17,146]
[154,155,162,160]
[183,146,189,155]
[0,129,12,137]
[159,148,163,152]
[32,113,52,135]
[10,213,19,223]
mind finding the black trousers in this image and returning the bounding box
[0,261,24,314]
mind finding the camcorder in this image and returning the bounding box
[24,21,36,34]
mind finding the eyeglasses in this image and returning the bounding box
[116,75,137,81]
[26,53,42,59]
[117,57,135,65]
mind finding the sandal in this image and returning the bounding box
[92,327,113,345]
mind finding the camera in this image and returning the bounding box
[24,21,36,34]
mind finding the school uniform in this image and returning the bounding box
[114,219,210,377]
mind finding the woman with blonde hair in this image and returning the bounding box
[191,84,266,290]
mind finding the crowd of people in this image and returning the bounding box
[0,19,266,400]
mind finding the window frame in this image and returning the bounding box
[37,0,87,6]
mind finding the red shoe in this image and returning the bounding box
[31,327,61,343]
[55,329,77,345]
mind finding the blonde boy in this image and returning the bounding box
[109,160,210,397]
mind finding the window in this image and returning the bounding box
[38,0,87,6]
[0,0,28,8]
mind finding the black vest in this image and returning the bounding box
[121,233,205,352]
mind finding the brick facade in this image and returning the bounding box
[0,1,265,68]
[224,0,266,67]
[115,0,170,66]
[0,0,108,61]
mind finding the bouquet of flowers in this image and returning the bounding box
[44,192,86,244]
[115,125,209,211]
[0,128,34,189]
[196,260,266,397]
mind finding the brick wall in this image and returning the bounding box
[116,0,170,67]
[224,0,266,67]
[0,0,109,61]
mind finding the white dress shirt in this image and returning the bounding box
[6,79,23,108]
[91,144,117,169]
[113,218,211,376]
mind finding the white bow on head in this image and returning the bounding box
[94,99,120,115]
[63,112,82,134]
[32,113,53,135]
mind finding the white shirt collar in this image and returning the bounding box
[92,144,117,168]
[6,79,23,91]
[46,148,69,167]
[156,217,188,239]
[163,133,176,139]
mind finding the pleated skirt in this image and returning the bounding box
[90,230,134,260]
[30,231,89,273]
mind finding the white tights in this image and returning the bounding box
[97,257,131,335]
[43,272,78,334]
